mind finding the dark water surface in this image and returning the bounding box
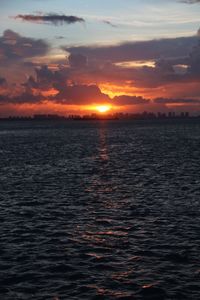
[0,120,200,300]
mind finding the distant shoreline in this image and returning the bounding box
[1,116,200,122]
[1,111,200,122]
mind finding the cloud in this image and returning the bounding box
[181,0,200,3]
[0,77,6,86]
[103,20,118,28]
[24,65,68,93]
[15,14,85,26]
[0,85,109,106]
[65,36,197,63]
[54,84,110,105]
[0,30,50,84]
[59,54,184,89]
[7,65,150,106]
[0,30,49,62]
[21,65,109,105]
[154,97,200,104]
[55,36,65,40]
[112,95,149,106]
[68,53,87,69]
[188,39,200,75]
[0,93,43,105]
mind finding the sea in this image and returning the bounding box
[0,119,200,300]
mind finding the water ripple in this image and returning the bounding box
[0,120,200,299]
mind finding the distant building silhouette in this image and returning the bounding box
[0,111,195,121]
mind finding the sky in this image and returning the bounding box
[1,0,200,116]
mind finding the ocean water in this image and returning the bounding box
[0,120,200,300]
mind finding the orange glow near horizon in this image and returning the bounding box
[95,105,111,113]
[0,102,117,117]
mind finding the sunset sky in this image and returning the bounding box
[1,0,200,116]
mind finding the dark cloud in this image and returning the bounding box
[60,55,182,89]
[55,36,65,40]
[0,93,43,105]
[54,84,110,105]
[0,30,49,62]
[188,41,200,74]
[0,85,109,106]
[15,14,85,26]
[68,53,87,69]
[24,65,67,92]
[0,30,49,84]
[65,36,197,63]
[0,77,6,86]
[154,98,200,104]
[112,95,149,106]
[103,21,117,28]
[181,0,200,3]
[22,65,109,105]
[17,65,150,106]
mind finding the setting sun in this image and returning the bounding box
[96,105,111,113]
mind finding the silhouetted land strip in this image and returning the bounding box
[1,111,200,122]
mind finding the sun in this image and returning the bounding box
[96,105,111,113]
